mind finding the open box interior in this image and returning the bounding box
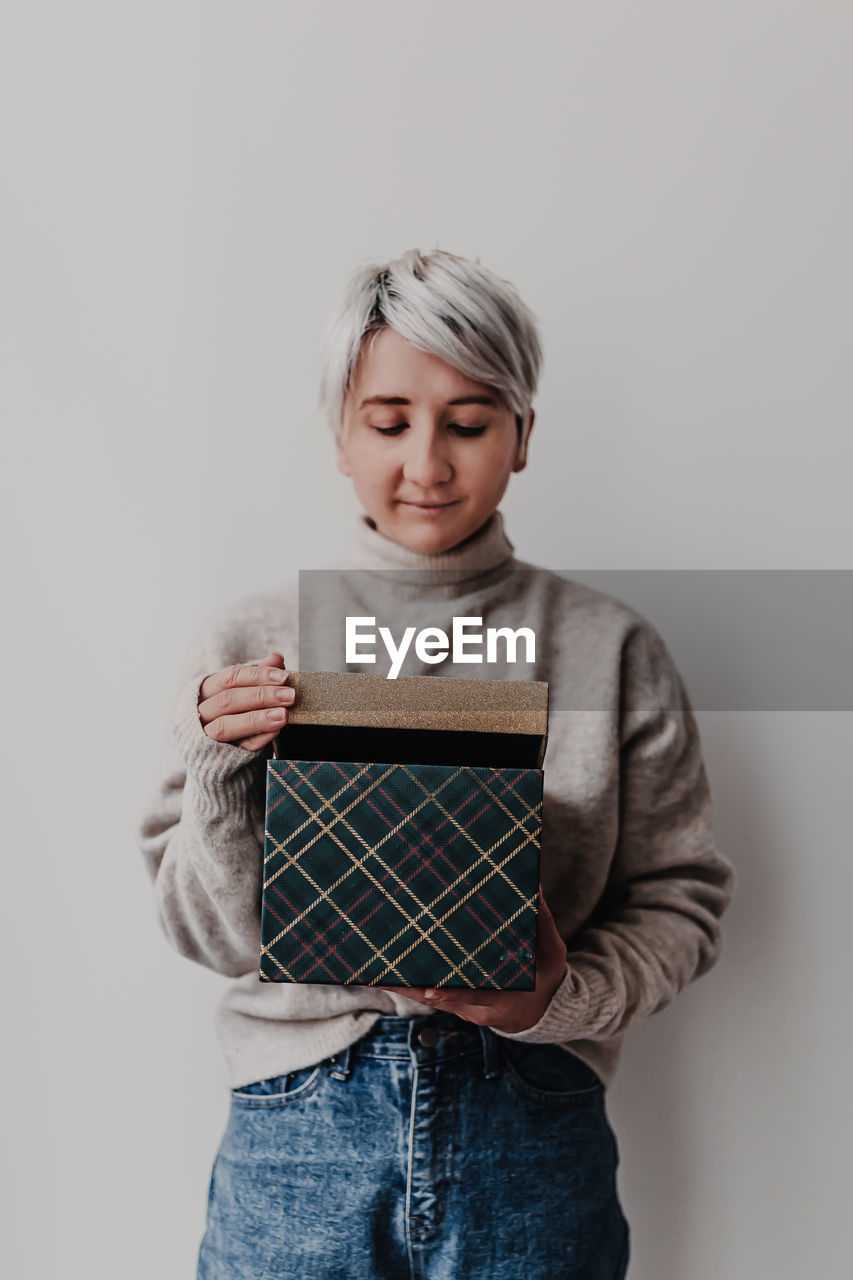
[271,670,549,770]
[273,723,543,768]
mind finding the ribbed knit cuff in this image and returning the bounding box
[172,672,266,806]
[490,961,616,1044]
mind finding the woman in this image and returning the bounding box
[138,247,735,1278]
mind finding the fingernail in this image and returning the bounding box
[268,708,286,721]
[269,670,287,682]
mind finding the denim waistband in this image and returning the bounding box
[329,1011,503,1082]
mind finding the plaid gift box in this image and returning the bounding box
[260,670,549,992]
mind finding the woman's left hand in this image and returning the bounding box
[375,882,568,1035]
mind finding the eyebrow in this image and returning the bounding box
[357,394,499,410]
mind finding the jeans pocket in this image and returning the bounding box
[229,1061,326,1108]
[499,1041,604,1105]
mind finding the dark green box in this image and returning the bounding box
[260,670,549,992]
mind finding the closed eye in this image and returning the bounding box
[449,423,488,437]
[372,423,489,437]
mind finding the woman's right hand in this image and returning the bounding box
[198,651,295,752]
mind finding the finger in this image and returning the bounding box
[538,892,562,938]
[202,682,293,717]
[377,983,493,1006]
[374,985,438,1005]
[256,651,287,670]
[200,658,283,709]
[420,987,495,1011]
[202,697,293,745]
[377,983,458,998]
[201,661,295,728]
[538,881,559,919]
[237,728,281,753]
[251,654,291,692]
[247,654,289,685]
[427,990,497,1009]
[214,658,290,698]
[375,985,429,994]
[534,886,567,972]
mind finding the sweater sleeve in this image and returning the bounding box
[493,618,736,1045]
[137,611,282,978]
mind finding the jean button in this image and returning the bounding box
[417,1025,439,1048]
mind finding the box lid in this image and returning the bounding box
[272,669,549,768]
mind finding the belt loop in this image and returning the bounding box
[330,1043,353,1081]
[478,1025,502,1080]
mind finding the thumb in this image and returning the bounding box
[536,882,566,963]
[536,882,558,941]
[537,882,556,923]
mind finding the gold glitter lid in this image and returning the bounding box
[279,669,549,738]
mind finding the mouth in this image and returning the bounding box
[398,499,462,511]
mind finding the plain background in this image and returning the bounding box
[2,2,851,1277]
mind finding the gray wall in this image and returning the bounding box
[2,2,850,1276]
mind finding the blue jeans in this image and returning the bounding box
[198,1011,630,1279]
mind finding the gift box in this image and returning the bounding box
[259,670,549,991]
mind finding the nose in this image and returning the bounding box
[401,425,454,487]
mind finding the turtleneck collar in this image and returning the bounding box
[345,508,516,586]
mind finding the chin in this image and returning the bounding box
[373,503,484,554]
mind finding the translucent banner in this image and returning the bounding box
[295,568,852,711]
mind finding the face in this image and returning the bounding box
[337,327,534,554]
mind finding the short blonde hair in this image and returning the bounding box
[318,247,543,439]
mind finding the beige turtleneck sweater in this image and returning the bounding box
[137,510,735,1091]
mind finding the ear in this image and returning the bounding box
[512,408,535,472]
[336,433,351,477]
